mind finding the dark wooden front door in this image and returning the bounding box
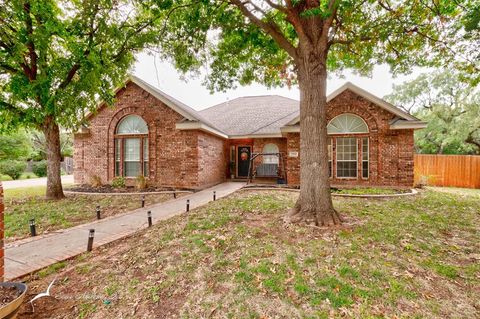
[237,146,251,178]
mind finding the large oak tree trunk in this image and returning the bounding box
[42,116,65,200]
[287,53,342,226]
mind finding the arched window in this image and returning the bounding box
[116,115,148,134]
[114,115,149,177]
[327,113,368,134]
[263,143,279,164]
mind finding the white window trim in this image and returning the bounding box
[263,143,280,164]
[328,138,333,179]
[362,137,369,179]
[335,137,358,179]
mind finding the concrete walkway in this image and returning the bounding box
[4,182,245,280]
[2,175,74,189]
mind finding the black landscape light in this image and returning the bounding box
[29,218,37,237]
[186,199,190,212]
[147,211,152,227]
[87,229,95,252]
[96,205,101,219]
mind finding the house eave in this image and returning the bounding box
[389,121,427,130]
[228,133,284,139]
[280,125,300,135]
[175,122,229,139]
[280,121,427,133]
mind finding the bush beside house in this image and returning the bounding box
[0,160,27,180]
[32,160,48,177]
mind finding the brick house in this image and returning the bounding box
[74,76,426,189]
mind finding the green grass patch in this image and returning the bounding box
[0,172,38,181]
[5,186,47,199]
[37,261,67,278]
[21,189,480,318]
[3,187,175,240]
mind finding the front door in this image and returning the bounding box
[237,146,251,178]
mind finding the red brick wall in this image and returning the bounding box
[197,132,227,187]
[74,82,226,189]
[286,133,301,185]
[0,182,4,281]
[286,89,415,187]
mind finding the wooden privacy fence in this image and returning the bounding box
[414,154,480,189]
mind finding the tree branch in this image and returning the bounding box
[229,0,297,59]
[58,64,81,89]
[0,100,27,116]
[264,0,288,14]
[57,2,101,90]
[23,1,38,81]
[321,0,339,44]
[465,130,480,152]
[0,62,19,74]
[329,36,372,46]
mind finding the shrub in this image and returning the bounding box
[0,160,27,180]
[112,176,126,188]
[32,160,48,177]
[89,175,103,188]
[136,175,147,190]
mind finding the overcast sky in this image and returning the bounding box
[133,51,425,111]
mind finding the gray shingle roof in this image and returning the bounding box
[199,95,299,136]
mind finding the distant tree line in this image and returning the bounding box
[385,70,480,155]
[0,129,73,180]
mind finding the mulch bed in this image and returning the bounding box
[65,185,181,194]
[0,286,21,307]
[331,187,413,195]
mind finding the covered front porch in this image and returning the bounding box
[225,138,288,184]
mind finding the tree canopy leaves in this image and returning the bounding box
[385,70,480,154]
[0,129,32,160]
[0,0,164,130]
[146,0,470,91]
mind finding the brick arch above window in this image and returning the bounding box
[327,106,379,134]
[107,107,152,137]
[116,114,149,134]
[327,113,368,134]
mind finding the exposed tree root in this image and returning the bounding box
[285,203,343,227]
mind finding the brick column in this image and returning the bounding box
[0,181,4,281]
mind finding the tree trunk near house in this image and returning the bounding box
[287,52,342,226]
[42,117,65,200]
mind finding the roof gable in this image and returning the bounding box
[83,75,228,138]
[286,82,418,126]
